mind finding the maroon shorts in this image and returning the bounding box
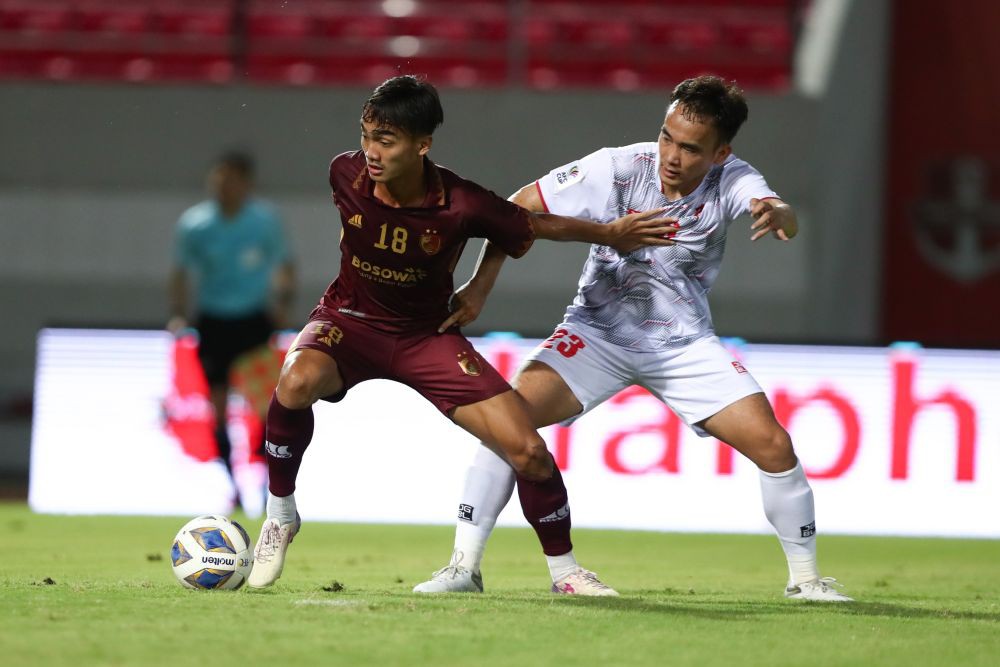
[289,308,511,415]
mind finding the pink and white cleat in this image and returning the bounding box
[551,568,619,596]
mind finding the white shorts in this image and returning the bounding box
[523,322,763,437]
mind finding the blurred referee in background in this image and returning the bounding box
[168,150,295,491]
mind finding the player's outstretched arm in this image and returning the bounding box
[511,181,677,253]
[750,197,798,241]
[509,179,677,253]
[529,208,678,254]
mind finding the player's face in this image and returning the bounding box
[360,120,431,184]
[208,165,251,210]
[657,102,732,198]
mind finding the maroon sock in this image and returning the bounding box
[265,393,315,497]
[516,454,573,556]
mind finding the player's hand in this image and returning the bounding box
[750,198,798,241]
[608,208,679,254]
[438,280,490,333]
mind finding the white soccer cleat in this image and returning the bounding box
[551,568,619,596]
[247,512,300,589]
[785,577,854,602]
[412,551,483,593]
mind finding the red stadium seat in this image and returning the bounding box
[76,4,151,36]
[157,5,232,38]
[316,12,391,41]
[247,11,314,39]
[0,0,797,89]
[721,15,793,57]
[641,18,723,54]
[0,1,74,34]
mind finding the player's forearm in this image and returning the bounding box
[468,240,508,292]
[529,212,611,245]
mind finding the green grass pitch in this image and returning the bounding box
[2,502,998,667]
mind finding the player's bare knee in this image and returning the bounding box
[513,437,553,481]
[276,366,317,409]
[755,428,797,473]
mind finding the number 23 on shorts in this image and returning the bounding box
[542,328,586,358]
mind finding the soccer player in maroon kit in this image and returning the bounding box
[247,75,676,589]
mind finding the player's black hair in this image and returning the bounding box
[669,75,749,145]
[362,75,444,138]
[214,150,255,179]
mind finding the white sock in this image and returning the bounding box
[452,445,516,573]
[266,491,297,526]
[758,462,820,586]
[546,551,579,583]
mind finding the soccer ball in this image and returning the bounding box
[170,515,253,590]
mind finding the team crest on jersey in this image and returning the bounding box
[420,229,442,255]
[456,351,481,376]
[347,214,363,228]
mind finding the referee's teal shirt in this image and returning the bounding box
[173,199,289,318]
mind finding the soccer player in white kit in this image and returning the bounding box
[415,75,852,601]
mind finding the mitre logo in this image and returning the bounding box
[265,442,292,459]
[538,503,570,523]
[347,214,363,228]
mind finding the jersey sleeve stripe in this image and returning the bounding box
[534,181,550,213]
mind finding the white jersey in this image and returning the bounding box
[536,142,777,351]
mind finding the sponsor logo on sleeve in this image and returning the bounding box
[732,360,748,374]
[553,164,585,192]
[800,521,816,537]
[458,504,474,522]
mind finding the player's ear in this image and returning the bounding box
[713,142,732,165]
[417,135,433,156]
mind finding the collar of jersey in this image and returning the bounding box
[659,154,734,205]
[360,156,448,210]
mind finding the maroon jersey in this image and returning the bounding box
[319,150,535,332]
